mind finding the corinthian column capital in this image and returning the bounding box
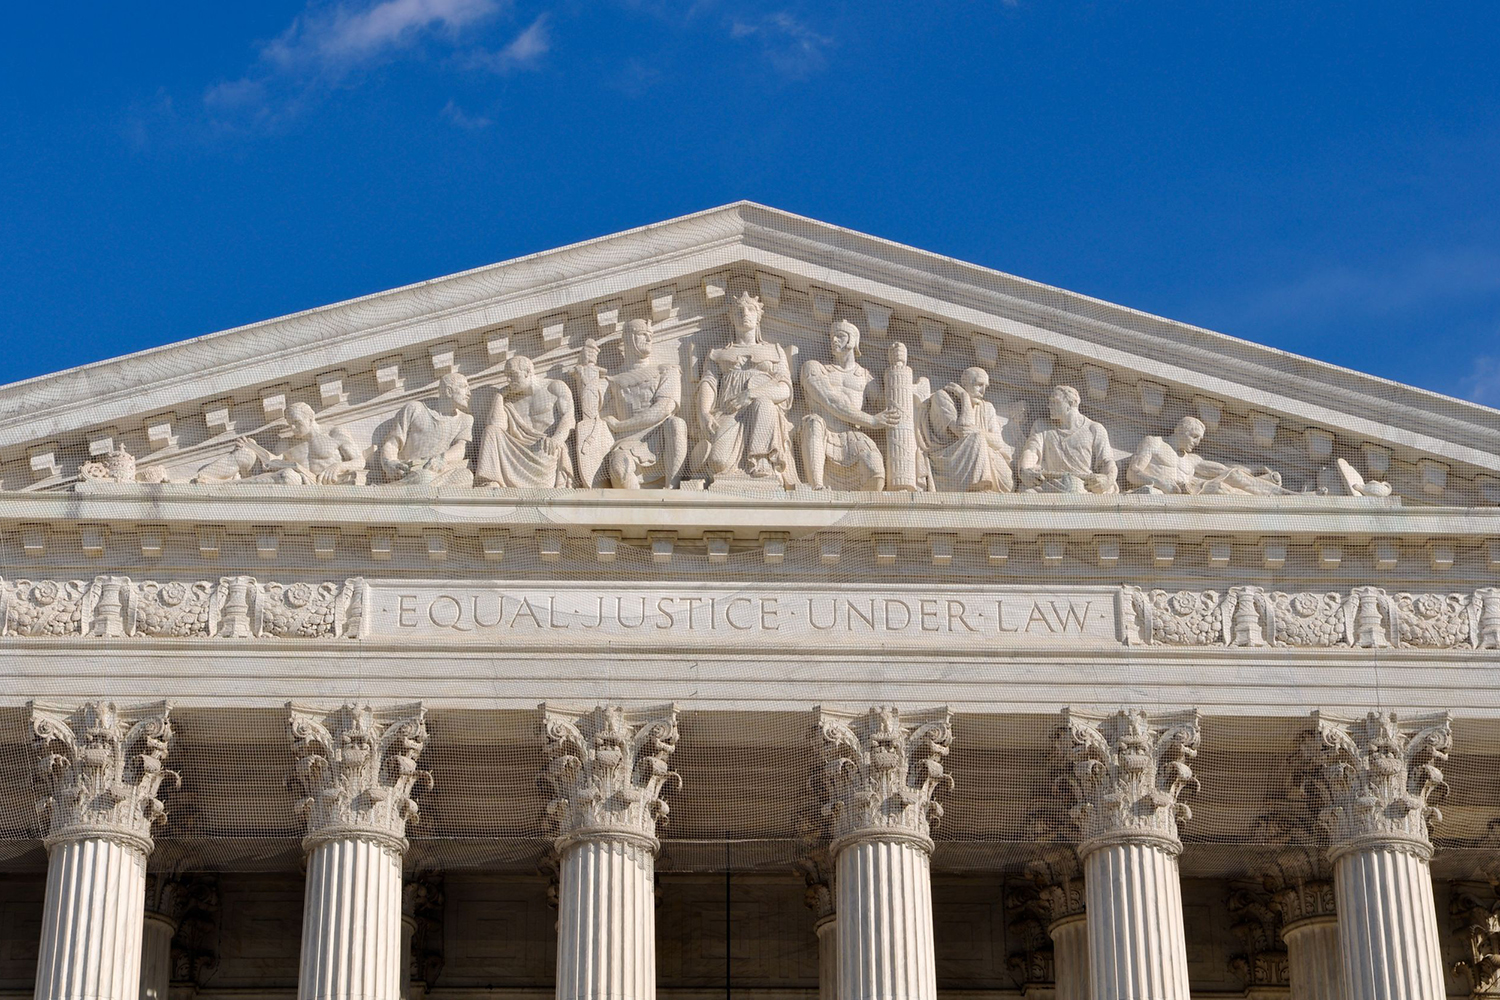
[1304,710,1451,859]
[30,700,177,852]
[1056,707,1200,856]
[540,702,681,849]
[815,705,953,852]
[287,702,431,852]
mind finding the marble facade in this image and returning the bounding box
[2,203,1500,999]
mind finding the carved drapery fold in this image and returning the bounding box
[287,702,432,852]
[1055,708,1200,856]
[1302,710,1451,858]
[540,703,681,849]
[814,705,953,851]
[31,700,177,851]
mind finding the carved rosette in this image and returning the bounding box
[1302,710,1451,859]
[1056,708,1201,856]
[1226,882,1290,988]
[287,702,432,853]
[539,703,681,851]
[31,700,178,853]
[1452,881,1500,998]
[814,706,953,853]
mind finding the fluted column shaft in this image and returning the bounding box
[1332,845,1443,1000]
[139,910,175,1000]
[34,838,149,1000]
[1049,913,1089,1000]
[400,910,417,1000]
[835,836,936,1000]
[1082,840,1190,1000]
[555,835,657,1000]
[1282,916,1343,1000]
[815,914,838,1000]
[299,835,404,1000]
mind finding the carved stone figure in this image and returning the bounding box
[194,403,365,486]
[919,367,1017,493]
[693,291,799,487]
[602,319,687,489]
[799,320,899,491]
[881,342,930,491]
[476,356,576,488]
[379,372,475,487]
[573,338,614,488]
[1127,416,1292,496]
[1016,385,1118,494]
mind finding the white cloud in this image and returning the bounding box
[464,14,551,73]
[730,11,832,78]
[1463,355,1500,408]
[264,0,502,74]
[441,98,494,129]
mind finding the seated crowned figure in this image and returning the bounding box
[693,291,799,487]
[475,356,576,488]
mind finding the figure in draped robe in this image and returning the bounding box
[693,291,799,487]
[919,367,1016,493]
[475,355,576,488]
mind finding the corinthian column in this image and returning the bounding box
[815,706,953,1000]
[30,701,177,1000]
[796,842,837,1000]
[1304,711,1450,1000]
[1056,708,1200,1000]
[288,703,431,1000]
[541,704,681,1000]
[1026,849,1088,1000]
[1262,850,1344,1000]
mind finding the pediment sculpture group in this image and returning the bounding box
[150,291,1382,498]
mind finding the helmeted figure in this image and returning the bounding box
[475,355,576,488]
[799,319,900,491]
[378,372,476,487]
[601,319,687,489]
[919,367,1017,493]
[693,291,799,487]
[1016,384,1118,494]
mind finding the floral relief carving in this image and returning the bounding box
[287,702,432,849]
[130,581,216,638]
[31,700,178,850]
[1,579,90,636]
[540,703,682,846]
[814,705,954,849]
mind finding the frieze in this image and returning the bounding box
[2,578,1500,650]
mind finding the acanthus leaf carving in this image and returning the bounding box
[539,702,681,847]
[1055,708,1200,855]
[1302,710,1451,857]
[1023,846,1086,925]
[814,705,953,850]
[1226,882,1290,988]
[1453,881,1500,998]
[287,702,432,850]
[31,699,178,850]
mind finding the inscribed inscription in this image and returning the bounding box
[369,584,1122,650]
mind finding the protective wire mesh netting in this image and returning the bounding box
[1,237,1498,892]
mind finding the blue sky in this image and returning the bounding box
[2,2,1498,407]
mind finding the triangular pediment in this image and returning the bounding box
[1,201,1496,503]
